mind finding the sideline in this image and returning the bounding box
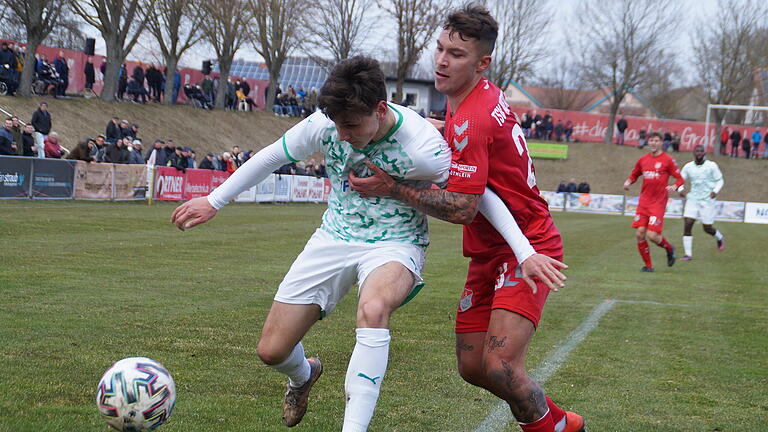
[474,299,616,432]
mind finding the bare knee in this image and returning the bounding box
[256,339,290,366]
[357,297,392,328]
[457,358,485,387]
[635,230,646,242]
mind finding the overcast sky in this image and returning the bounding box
[88,0,720,86]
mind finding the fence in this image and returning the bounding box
[1,156,766,224]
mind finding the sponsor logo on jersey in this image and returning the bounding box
[491,91,511,127]
[654,162,662,169]
[450,162,477,178]
[642,170,661,179]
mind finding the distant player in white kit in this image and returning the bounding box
[678,145,725,260]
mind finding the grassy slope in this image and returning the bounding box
[1,94,765,201]
[0,202,765,431]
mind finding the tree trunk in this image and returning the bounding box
[266,75,278,114]
[18,37,43,98]
[163,56,179,106]
[394,78,404,105]
[605,97,622,145]
[214,60,232,110]
[100,38,124,103]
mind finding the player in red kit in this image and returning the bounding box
[348,5,585,432]
[623,132,684,272]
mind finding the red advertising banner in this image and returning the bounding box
[509,104,766,154]
[322,178,331,202]
[210,171,230,192]
[154,166,185,201]
[183,169,213,200]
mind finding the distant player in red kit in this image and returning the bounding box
[349,5,586,432]
[623,132,684,272]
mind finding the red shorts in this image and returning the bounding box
[455,254,558,333]
[632,208,665,233]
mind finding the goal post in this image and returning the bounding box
[704,103,768,149]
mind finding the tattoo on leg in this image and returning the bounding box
[486,336,507,353]
[458,342,474,351]
[486,360,548,423]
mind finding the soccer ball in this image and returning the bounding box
[96,357,177,431]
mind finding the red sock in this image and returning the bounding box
[656,236,673,252]
[637,240,652,267]
[546,396,566,427]
[519,410,554,432]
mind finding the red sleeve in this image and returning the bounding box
[628,157,643,183]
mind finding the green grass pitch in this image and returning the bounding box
[1,201,765,431]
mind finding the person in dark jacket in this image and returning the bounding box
[198,153,215,170]
[104,138,129,163]
[126,77,148,103]
[20,124,37,156]
[53,51,69,96]
[65,139,95,162]
[127,140,144,164]
[84,57,95,96]
[106,117,120,142]
[145,139,167,166]
[31,102,52,158]
[0,119,14,155]
[167,146,188,172]
[729,129,741,157]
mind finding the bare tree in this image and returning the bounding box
[45,9,87,50]
[484,0,552,91]
[692,0,767,147]
[300,0,373,69]
[379,0,452,104]
[248,0,304,110]
[198,0,250,110]
[2,0,65,97]
[533,57,596,111]
[71,0,155,102]
[576,0,679,144]
[146,0,203,105]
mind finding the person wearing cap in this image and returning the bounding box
[199,152,215,170]
[145,139,167,166]
[167,145,188,172]
[128,139,144,164]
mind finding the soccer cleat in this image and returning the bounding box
[640,266,655,272]
[717,238,725,251]
[666,246,676,267]
[282,357,323,427]
[680,255,693,261]
[562,411,587,432]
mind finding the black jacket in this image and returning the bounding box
[198,157,214,170]
[21,132,35,156]
[84,62,95,84]
[106,121,120,141]
[31,109,52,135]
[105,143,129,164]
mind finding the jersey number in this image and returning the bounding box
[511,124,536,189]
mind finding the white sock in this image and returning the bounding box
[714,230,723,241]
[683,236,693,257]
[270,342,310,388]
[342,328,391,432]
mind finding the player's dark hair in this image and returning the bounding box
[318,56,387,120]
[648,132,663,140]
[443,4,498,55]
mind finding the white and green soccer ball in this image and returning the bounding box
[96,357,176,431]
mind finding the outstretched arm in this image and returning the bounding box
[170,141,288,230]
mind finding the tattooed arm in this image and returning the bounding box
[350,161,480,224]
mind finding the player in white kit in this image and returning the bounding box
[170,56,565,431]
[678,145,725,260]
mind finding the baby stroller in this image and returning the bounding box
[0,65,15,96]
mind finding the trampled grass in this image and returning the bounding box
[0,201,765,431]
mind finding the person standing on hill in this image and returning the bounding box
[31,102,52,158]
[624,132,684,272]
[678,145,724,261]
[616,116,628,145]
[751,129,761,159]
[729,129,740,157]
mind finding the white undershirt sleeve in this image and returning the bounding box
[206,141,289,210]
[478,188,536,264]
[712,164,724,194]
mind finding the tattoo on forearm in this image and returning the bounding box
[391,182,479,224]
[486,336,507,353]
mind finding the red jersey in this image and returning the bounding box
[627,152,684,213]
[445,78,562,259]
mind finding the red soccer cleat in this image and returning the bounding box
[562,411,587,432]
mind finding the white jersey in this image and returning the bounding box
[680,160,723,202]
[284,105,449,245]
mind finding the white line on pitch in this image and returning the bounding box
[473,299,616,432]
[614,299,766,311]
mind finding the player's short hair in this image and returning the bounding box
[318,56,387,120]
[648,132,663,140]
[443,4,498,55]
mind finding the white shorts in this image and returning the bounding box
[274,228,426,318]
[684,199,716,225]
